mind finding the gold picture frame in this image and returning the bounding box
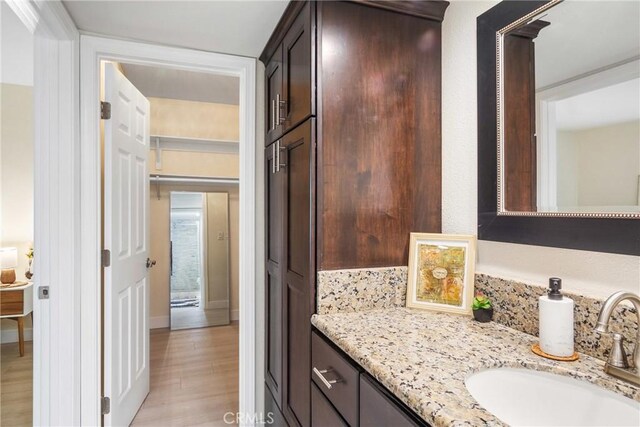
[406,233,476,315]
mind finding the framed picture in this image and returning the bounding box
[406,233,476,315]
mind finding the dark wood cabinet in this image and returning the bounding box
[310,330,427,427]
[266,46,285,145]
[282,119,315,427]
[262,2,447,426]
[311,383,348,427]
[265,142,284,406]
[317,0,444,270]
[263,2,314,146]
[503,21,548,212]
[265,119,316,427]
[359,374,420,427]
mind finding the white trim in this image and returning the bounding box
[0,327,34,343]
[536,60,640,212]
[536,58,640,98]
[13,0,81,424]
[5,0,39,33]
[149,316,170,329]
[80,35,256,426]
[201,193,209,313]
[30,1,80,426]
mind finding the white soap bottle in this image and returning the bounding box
[539,277,574,357]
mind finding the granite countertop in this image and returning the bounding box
[311,308,640,427]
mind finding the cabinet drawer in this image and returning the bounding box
[0,290,24,316]
[311,383,347,427]
[360,374,420,427]
[311,331,360,426]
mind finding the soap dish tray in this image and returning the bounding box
[532,343,579,362]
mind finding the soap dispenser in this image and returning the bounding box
[539,278,575,357]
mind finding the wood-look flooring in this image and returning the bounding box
[171,307,230,330]
[132,323,239,426]
[0,326,237,427]
[0,340,32,427]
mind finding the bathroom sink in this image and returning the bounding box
[465,368,640,426]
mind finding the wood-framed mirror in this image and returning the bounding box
[477,0,640,255]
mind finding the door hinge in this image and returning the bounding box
[100,101,111,120]
[102,249,111,268]
[101,396,111,415]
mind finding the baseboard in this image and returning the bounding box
[0,327,33,344]
[206,299,230,310]
[151,312,237,328]
[150,315,170,329]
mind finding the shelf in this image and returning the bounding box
[150,135,239,154]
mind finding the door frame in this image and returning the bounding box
[11,0,81,425]
[79,35,257,425]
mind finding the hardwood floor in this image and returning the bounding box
[0,340,32,427]
[171,307,230,330]
[0,325,237,427]
[132,323,239,426]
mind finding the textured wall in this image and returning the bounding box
[149,97,239,141]
[441,0,640,298]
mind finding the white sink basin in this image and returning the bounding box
[465,368,640,426]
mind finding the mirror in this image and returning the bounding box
[498,0,640,218]
[170,192,230,329]
[477,0,640,256]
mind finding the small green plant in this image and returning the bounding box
[472,293,492,310]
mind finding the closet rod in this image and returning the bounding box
[150,174,239,185]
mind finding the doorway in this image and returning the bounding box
[98,56,244,425]
[81,35,256,425]
[169,191,231,330]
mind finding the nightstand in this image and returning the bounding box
[0,282,34,356]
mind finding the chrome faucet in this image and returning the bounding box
[594,291,640,386]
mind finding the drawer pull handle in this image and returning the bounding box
[313,367,341,390]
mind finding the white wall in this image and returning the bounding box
[1,2,34,86]
[441,0,640,299]
[557,121,640,207]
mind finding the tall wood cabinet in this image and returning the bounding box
[262,2,448,426]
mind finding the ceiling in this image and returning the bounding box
[556,78,640,131]
[62,0,289,58]
[532,1,639,89]
[121,63,239,104]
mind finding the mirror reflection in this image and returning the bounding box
[501,0,640,216]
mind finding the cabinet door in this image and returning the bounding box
[282,1,313,134]
[360,374,420,427]
[265,142,284,407]
[311,383,348,427]
[266,45,284,145]
[282,119,315,427]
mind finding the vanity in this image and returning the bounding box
[310,268,640,426]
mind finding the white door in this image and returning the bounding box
[103,63,151,426]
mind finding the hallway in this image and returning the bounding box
[132,324,239,426]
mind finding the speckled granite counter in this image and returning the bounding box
[311,308,640,426]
